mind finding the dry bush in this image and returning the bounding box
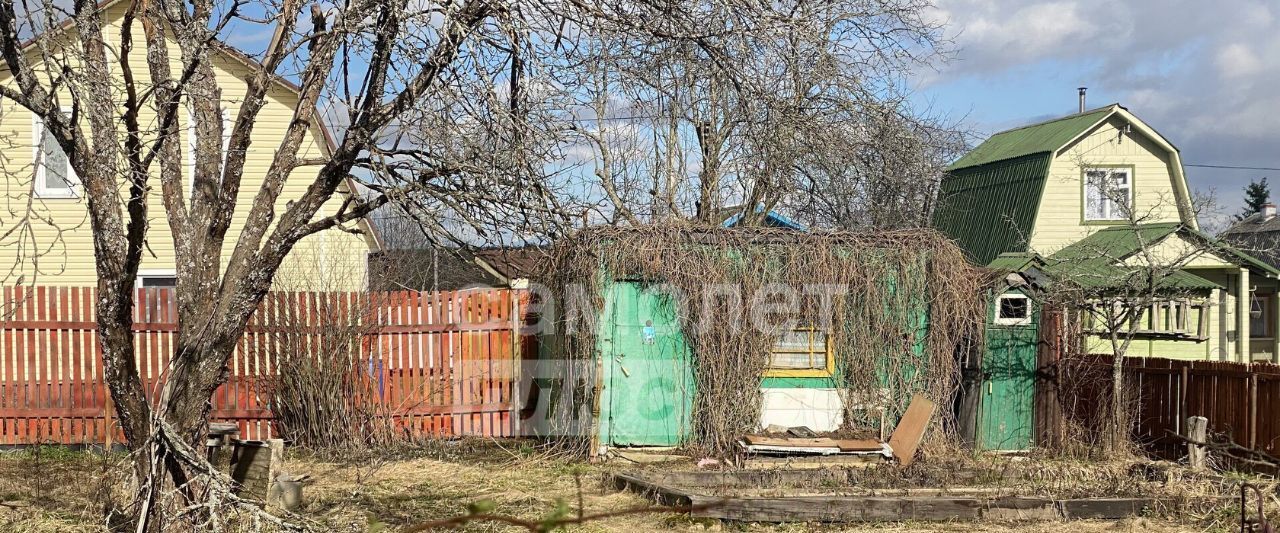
[539,223,986,457]
[1055,352,1145,459]
[259,256,401,449]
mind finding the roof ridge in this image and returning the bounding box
[988,104,1119,137]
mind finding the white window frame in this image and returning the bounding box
[32,110,80,199]
[136,269,178,289]
[1084,167,1133,221]
[994,293,1032,326]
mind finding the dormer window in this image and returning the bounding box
[1084,167,1132,221]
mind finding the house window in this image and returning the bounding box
[1251,294,1272,338]
[33,113,79,198]
[138,276,179,289]
[994,293,1032,326]
[766,327,832,376]
[1084,168,1132,221]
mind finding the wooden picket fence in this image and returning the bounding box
[1057,354,1280,460]
[0,286,532,446]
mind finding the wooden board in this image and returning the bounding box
[1058,498,1157,519]
[888,394,936,467]
[835,438,882,452]
[614,472,1172,524]
[744,455,881,469]
[742,435,840,448]
[690,495,985,522]
[688,495,1158,523]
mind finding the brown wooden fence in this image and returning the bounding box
[0,286,532,446]
[1056,353,1280,460]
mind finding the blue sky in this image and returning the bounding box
[918,0,1280,228]
[218,0,1277,230]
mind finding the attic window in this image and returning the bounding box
[994,293,1032,326]
[1085,168,1132,221]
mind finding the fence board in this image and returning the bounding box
[1057,354,1280,461]
[0,286,531,445]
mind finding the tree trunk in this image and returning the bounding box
[1109,350,1125,453]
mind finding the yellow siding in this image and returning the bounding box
[1122,233,1233,269]
[0,5,376,289]
[1028,116,1185,256]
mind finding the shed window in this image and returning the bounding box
[33,112,79,198]
[1085,168,1131,221]
[994,293,1032,326]
[767,328,831,374]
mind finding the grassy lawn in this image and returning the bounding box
[0,441,1240,532]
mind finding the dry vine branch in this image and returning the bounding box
[538,222,985,457]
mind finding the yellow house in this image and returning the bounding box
[0,0,380,291]
[934,104,1280,363]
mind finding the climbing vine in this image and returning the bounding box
[538,223,986,457]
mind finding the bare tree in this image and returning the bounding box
[567,0,956,226]
[783,103,968,230]
[0,0,828,526]
[1039,178,1219,452]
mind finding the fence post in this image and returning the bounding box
[1187,415,1208,470]
[1249,373,1258,450]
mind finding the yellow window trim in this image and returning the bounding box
[764,328,835,378]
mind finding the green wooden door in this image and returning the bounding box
[979,294,1038,451]
[598,282,693,446]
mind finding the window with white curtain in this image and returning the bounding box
[33,112,79,198]
[1084,168,1132,221]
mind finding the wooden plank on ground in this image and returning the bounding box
[742,435,840,448]
[836,439,882,452]
[888,394,935,467]
[1057,498,1158,519]
[690,495,983,522]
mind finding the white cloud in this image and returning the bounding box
[1215,43,1262,78]
[929,0,1280,212]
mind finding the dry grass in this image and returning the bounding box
[0,440,1257,532]
[0,446,131,532]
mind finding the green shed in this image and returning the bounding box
[524,225,984,457]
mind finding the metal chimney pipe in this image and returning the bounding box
[1078,87,1088,112]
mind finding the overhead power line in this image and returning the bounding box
[1186,164,1280,172]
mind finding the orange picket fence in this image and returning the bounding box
[0,286,533,446]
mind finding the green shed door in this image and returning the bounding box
[598,282,693,447]
[979,293,1037,451]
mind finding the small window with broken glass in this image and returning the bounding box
[995,293,1032,326]
[767,327,831,373]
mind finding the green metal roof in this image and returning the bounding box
[1040,222,1280,292]
[1049,223,1183,263]
[986,252,1043,274]
[932,153,1050,266]
[948,107,1114,171]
